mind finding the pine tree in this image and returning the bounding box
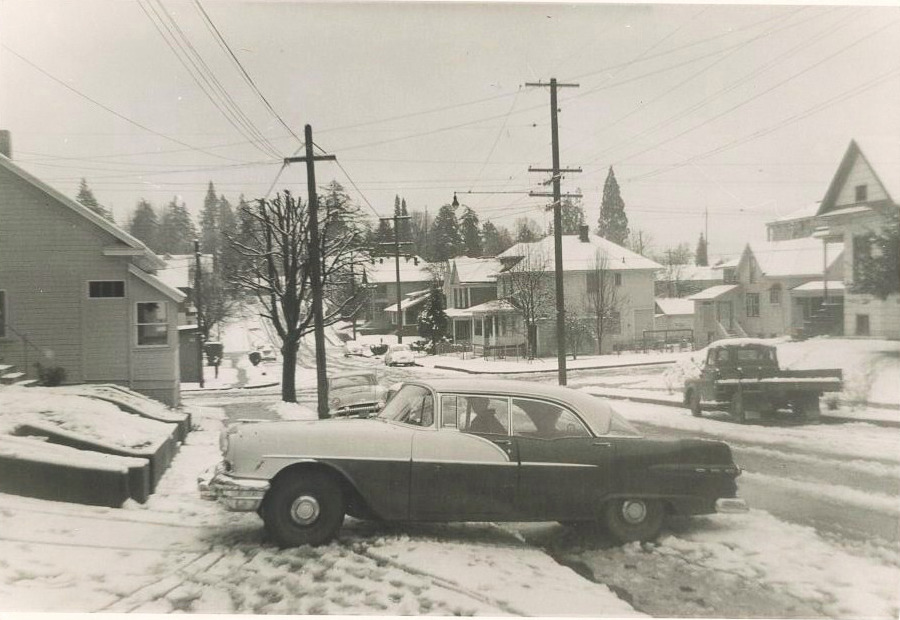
[417,286,449,353]
[128,199,160,251]
[482,220,514,256]
[158,197,198,254]
[218,195,239,281]
[430,195,463,261]
[200,181,220,266]
[695,233,709,266]
[459,206,482,257]
[515,216,542,242]
[597,167,629,245]
[400,197,410,241]
[558,196,585,235]
[76,178,114,221]
[851,211,900,300]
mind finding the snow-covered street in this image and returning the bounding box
[2,328,899,617]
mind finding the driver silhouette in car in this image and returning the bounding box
[468,396,506,435]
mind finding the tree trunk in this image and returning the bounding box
[281,341,298,403]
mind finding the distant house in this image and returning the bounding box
[0,133,184,405]
[443,257,502,344]
[654,297,694,332]
[764,140,899,339]
[363,255,433,335]
[493,226,662,356]
[690,238,844,347]
[655,264,724,298]
[156,253,213,326]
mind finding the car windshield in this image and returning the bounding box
[330,374,376,390]
[377,384,434,426]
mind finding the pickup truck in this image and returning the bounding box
[683,339,843,423]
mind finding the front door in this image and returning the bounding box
[717,301,733,329]
[410,393,518,520]
[510,397,607,519]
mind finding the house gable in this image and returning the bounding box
[818,141,894,215]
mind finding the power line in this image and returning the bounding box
[193,0,303,146]
[1,44,240,163]
[138,0,282,159]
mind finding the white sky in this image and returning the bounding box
[1,0,898,259]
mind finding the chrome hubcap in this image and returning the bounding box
[621,500,647,524]
[290,495,321,525]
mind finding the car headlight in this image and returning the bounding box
[330,397,341,408]
[376,399,386,410]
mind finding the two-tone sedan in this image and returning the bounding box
[200,379,748,548]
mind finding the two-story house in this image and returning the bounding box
[492,226,662,356]
[363,255,433,335]
[690,237,844,347]
[764,140,899,339]
[441,257,502,344]
[0,133,184,405]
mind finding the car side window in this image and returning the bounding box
[380,385,434,427]
[457,395,510,435]
[511,398,590,439]
[441,395,459,428]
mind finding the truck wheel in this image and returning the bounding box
[729,392,746,424]
[602,498,665,544]
[688,390,702,417]
[263,472,345,548]
[796,395,821,423]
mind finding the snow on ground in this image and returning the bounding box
[0,386,173,449]
[0,396,639,615]
[609,399,900,464]
[417,350,688,374]
[181,361,240,390]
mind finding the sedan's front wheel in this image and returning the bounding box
[262,472,345,548]
[602,498,664,544]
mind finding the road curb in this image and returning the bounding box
[586,390,900,428]
[431,359,677,375]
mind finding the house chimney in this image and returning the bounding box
[0,130,11,159]
[578,224,590,242]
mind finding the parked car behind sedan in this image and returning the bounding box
[200,378,748,548]
[327,371,387,417]
[384,343,415,366]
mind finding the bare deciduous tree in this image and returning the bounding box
[227,187,368,404]
[501,248,554,358]
[585,251,627,355]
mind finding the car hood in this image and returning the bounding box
[225,418,411,474]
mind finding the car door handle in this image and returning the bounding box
[593,441,612,447]
[494,439,512,445]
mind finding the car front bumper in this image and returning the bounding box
[715,497,750,513]
[198,463,270,512]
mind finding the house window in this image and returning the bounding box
[746,293,760,317]
[856,314,870,336]
[855,184,868,203]
[474,319,482,336]
[0,290,6,338]
[769,285,782,304]
[748,263,756,284]
[89,280,125,298]
[614,273,622,286]
[724,268,737,284]
[136,302,169,346]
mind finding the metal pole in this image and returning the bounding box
[194,239,204,388]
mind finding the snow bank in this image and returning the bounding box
[0,387,174,450]
[271,401,318,421]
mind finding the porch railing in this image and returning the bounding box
[0,322,45,380]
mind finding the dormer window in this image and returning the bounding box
[855,184,867,203]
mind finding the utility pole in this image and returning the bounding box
[283,125,336,419]
[193,239,204,389]
[526,77,580,386]
[379,214,413,343]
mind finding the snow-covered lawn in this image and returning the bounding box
[417,350,689,374]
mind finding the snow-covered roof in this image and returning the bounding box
[708,337,779,349]
[712,257,740,269]
[156,254,214,289]
[748,238,843,278]
[465,299,518,314]
[688,284,739,301]
[768,203,820,224]
[791,280,845,292]
[450,257,502,283]
[365,256,433,284]
[383,289,430,312]
[655,298,695,316]
[128,264,187,302]
[676,265,724,282]
[498,234,662,272]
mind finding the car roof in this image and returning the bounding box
[402,377,614,414]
